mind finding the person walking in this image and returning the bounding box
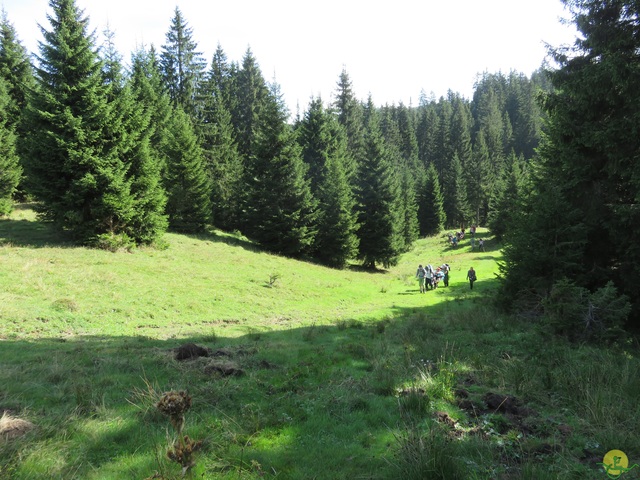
[466,267,477,289]
[442,263,450,287]
[416,264,427,293]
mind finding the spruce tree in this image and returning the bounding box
[22,0,136,244]
[298,97,359,267]
[163,105,211,233]
[0,12,33,131]
[488,150,524,241]
[332,68,364,183]
[232,47,268,160]
[243,82,317,256]
[160,7,205,117]
[418,162,446,236]
[124,48,170,243]
[198,71,243,231]
[501,0,640,325]
[0,76,19,215]
[356,97,403,269]
[443,152,472,229]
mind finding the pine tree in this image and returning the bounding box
[0,76,19,215]
[501,0,640,325]
[160,7,205,117]
[332,68,363,183]
[243,82,317,256]
[418,162,446,236]
[163,105,211,233]
[198,68,243,231]
[22,0,136,244]
[0,12,33,131]
[443,152,472,229]
[125,48,170,243]
[232,47,268,160]
[488,150,524,241]
[356,97,404,269]
[298,97,359,267]
[466,130,492,224]
[1,11,34,200]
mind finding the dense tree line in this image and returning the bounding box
[500,0,640,330]
[0,0,548,269]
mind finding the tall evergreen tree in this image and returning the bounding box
[298,97,359,267]
[0,11,33,131]
[501,0,640,325]
[466,130,492,224]
[125,48,170,243]
[355,97,404,269]
[487,150,525,241]
[232,47,268,160]
[0,76,19,215]
[160,7,205,116]
[0,11,34,200]
[22,0,138,244]
[417,162,446,236]
[198,73,243,231]
[443,152,472,229]
[163,105,211,233]
[332,68,363,183]
[243,82,317,256]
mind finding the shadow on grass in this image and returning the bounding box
[0,290,507,479]
[0,217,70,248]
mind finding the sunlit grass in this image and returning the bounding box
[1,208,638,479]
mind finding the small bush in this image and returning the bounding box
[92,232,135,252]
[543,279,630,341]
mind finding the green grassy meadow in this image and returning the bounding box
[1,206,639,479]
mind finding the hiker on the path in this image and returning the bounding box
[442,263,450,287]
[466,267,477,290]
[416,264,427,293]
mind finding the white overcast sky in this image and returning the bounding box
[1,0,578,112]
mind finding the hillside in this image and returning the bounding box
[1,206,638,480]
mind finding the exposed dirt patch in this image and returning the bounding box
[175,343,210,360]
[203,359,244,377]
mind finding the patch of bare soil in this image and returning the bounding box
[175,343,210,360]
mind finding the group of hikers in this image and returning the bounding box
[415,264,478,292]
[415,263,450,293]
[447,225,485,252]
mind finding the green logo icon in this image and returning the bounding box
[600,450,639,478]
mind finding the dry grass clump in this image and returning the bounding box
[0,412,35,441]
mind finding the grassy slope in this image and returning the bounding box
[1,206,638,479]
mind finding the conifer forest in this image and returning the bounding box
[1,0,639,330]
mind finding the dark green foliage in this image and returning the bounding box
[465,130,492,225]
[123,50,169,244]
[417,163,446,236]
[0,12,33,130]
[355,98,404,269]
[442,153,471,229]
[232,47,269,160]
[163,106,211,233]
[501,0,640,326]
[243,83,317,256]
[332,68,364,183]
[199,52,243,231]
[160,7,205,116]
[543,279,630,341]
[487,151,525,241]
[298,97,359,267]
[22,0,139,244]
[0,76,20,215]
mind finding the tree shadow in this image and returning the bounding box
[0,291,506,479]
